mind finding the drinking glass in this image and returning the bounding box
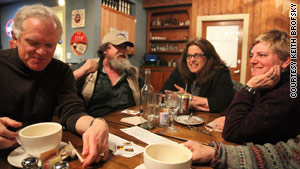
[165,91,180,132]
[147,92,162,128]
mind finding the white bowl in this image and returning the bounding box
[18,122,62,158]
[144,142,192,169]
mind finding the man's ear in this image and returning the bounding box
[11,31,17,41]
[281,56,291,69]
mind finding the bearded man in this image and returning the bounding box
[73,30,144,117]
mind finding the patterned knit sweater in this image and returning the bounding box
[211,135,300,169]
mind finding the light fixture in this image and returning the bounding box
[58,0,65,6]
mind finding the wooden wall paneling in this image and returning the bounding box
[260,0,269,33]
[228,0,234,14]
[240,0,248,13]
[282,0,291,33]
[221,0,228,14]
[252,0,262,44]
[246,0,254,82]
[215,0,222,15]
[190,0,198,38]
[203,0,209,15]
[209,0,215,15]
[274,0,283,30]
[199,0,204,16]
[267,0,275,30]
[233,0,241,14]
[143,0,192,8]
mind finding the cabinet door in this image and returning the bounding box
[141,66,174,92]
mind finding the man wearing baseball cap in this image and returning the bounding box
[73,30,144,117]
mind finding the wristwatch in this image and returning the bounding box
[243,85,256,95]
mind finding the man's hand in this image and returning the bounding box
[0,117,22,149]
[247,65,281,89]
[81,118,109,168]
[183,140,215,163]
[73,59,98,80]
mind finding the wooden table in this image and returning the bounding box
[1,107,235,169]
[105,106,235,145]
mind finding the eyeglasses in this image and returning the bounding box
[186,53,205,60]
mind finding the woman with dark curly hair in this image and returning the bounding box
[161,38,234,113]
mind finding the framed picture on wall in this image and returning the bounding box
[72,9,85,28]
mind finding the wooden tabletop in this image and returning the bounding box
[1,107,236,169]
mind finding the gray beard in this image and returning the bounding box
[108,53,132,71]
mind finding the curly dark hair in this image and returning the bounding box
[178,37,226,85]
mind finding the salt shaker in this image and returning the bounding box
[53,161,69,169]
[21,157,39,169]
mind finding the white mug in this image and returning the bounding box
[18,122,62,158]
[144,142,192,169]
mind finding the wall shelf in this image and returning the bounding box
[143,5,191,92]
[150,25,189,30]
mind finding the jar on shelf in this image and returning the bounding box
[156,17,162,26]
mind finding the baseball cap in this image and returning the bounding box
[102,30,134,47]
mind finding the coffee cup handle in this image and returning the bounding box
[16,129,22,146]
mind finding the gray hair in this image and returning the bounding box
[12,4,62,39]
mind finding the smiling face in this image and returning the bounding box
[14,16,60,71]
[250,42,289,77]
[186,45,207,74]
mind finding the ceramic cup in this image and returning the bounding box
[143,142,192,169]
[18,122,62,158]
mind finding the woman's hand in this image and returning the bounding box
[190,96,210,112]
[174,84,186,93]
[183,140,215,163]
[171,84,210,111]
[212,116,225,130]
[247,65,280,89]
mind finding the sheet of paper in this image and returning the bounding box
[120,116,147,125]
[108,133,144,158]
[120,126,176,145]
[121,109,140,115]
[205,121,222,132]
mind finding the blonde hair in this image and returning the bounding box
[251,30,290,61]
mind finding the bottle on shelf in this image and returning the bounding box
[118,0,122,12]
[140,69,155,128]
